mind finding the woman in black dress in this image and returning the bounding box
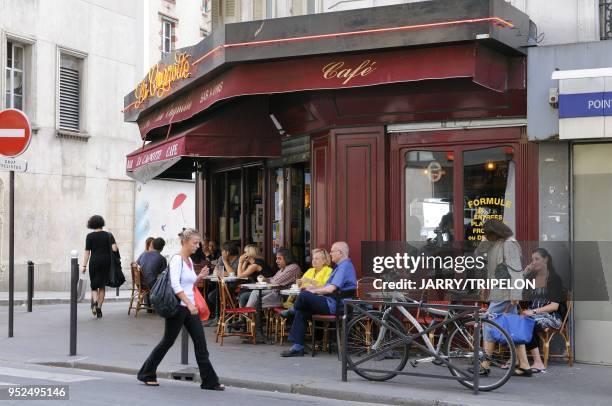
[82,215,118,318]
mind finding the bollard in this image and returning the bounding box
[116,286,119,297]
[181,327,188,364]
[70,250,78,356]
[27,261,34,312]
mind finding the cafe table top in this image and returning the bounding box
[240,283,281,291]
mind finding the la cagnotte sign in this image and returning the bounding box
[133,52,192,109]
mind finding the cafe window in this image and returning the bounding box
[272,168,285,253]
[216,173,228,244]
[463,147,515,248]
[247,167,265,253]
[405,150,454,243]
[405,145,516,248]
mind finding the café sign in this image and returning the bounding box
[133,52,192,109]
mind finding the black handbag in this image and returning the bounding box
[494,243,519,280]
[149,256,180,318]
[107,232,126,288]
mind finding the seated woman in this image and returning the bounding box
[245,248,301,308]
[280,248,333,318]
[237,244,274,307]
[521,248,565,373]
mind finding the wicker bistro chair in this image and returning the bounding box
[215,277,257,345]
[311,289,357,358]
[128,262,153,317]
[539,292,573,368]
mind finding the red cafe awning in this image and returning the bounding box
[134,43,510,138]
[126,96,280,182]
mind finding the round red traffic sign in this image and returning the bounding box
[0,109,32,157]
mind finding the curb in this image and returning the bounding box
[37,361,463,406]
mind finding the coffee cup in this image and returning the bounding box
[257,275,265,284]
[229,272,236,278]
[291,283,299,291]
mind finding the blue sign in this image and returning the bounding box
[559,92,612,118]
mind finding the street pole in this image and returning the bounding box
[181,328,188,364]
[8,170,14,337]
[70,250,78,356]
[27,261,34,312]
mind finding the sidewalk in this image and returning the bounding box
[0,290,132,306]
[0,302,610,406]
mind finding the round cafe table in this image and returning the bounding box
[203,275,248,320]
[240,283,280,344]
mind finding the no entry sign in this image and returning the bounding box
[0,109,32,157]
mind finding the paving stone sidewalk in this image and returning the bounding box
[0,301,610,406]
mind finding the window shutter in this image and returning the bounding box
[253,0,264,20]
[211,0,221,28]
[224,0,236,18]
[59,65,80,131]
[292,0,304,16]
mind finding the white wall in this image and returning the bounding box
[507,0,600,45]
[0,0,141,290]
[133,179,196,259]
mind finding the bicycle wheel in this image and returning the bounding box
[445,317,516,391]
[345,311,410,382]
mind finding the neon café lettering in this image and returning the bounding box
[559,92,612,118]
[133,52,192,108]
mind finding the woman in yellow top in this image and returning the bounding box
[280,248,333,317]
[299,248,333,288]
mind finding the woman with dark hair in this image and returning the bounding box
[244,248,302,308]
[474,219,531,376]
[521,248,565,373]
[137,237,155,263]
[82,215,119,318]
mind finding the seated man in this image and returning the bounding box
[203,241,240,327]
[281,241,356,357]
[137,237,167,288]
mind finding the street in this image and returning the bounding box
[0,361,377,406]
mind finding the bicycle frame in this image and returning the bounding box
[341,298,484,395]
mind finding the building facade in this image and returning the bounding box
[0,0,208,291]
[124,0,612,366]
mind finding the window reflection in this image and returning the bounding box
[463,147,515,249]
[405,151,454,244]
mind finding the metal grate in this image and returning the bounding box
[601,0,612,40]
[59,66,80,131]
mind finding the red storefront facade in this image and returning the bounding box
[124,0,538,274]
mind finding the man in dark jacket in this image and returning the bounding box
[137,238,167,288]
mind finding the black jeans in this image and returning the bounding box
[138,306,220,388]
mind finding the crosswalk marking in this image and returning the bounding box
[0,367,101,383]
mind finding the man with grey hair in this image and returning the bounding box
[281,241,357,357]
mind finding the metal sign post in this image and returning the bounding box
[0,109,32,338]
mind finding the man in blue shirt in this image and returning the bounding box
[281,241,357,357]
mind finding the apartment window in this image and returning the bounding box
[59,52,83,132]
[602,0,612,40]
[161,18,174,53]
[5,41,25,110]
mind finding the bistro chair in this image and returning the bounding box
[215,277,257,345]
[540,291,573,368]
[128,262,153,317]
[311,288,357,358]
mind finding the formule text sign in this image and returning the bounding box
[0,109,32,157]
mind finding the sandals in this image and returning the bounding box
[467,366,490,376]
[91,301,98,316]
[201,383,225,391]
[530,367,546,374]
[513,367,533,377]
[143,381,160,387]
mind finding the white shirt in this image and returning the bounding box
[169,255,196,307]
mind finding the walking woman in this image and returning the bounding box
[82,215,117,318]
[475,219,531,377]
[137,228,224,391]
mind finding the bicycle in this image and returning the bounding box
[343,291,516,391]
